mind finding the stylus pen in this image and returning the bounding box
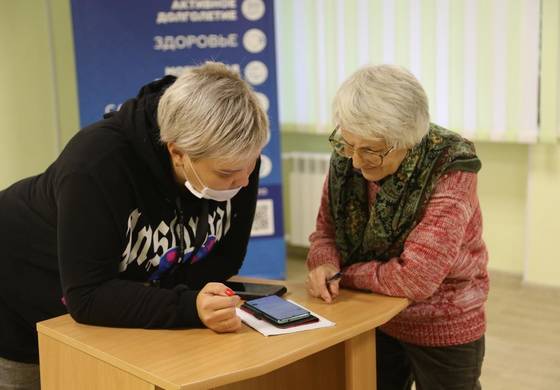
[326,272,342,283]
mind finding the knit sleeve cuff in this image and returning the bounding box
[306,245,341,271]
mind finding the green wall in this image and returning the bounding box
[49,0,80,145]
[0,0,78,187]
[1,1,558,287]
[526,144,560,286]
[475,143,528,275]
[1,1,58,185]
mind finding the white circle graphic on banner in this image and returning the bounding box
[242,0,265,21]
[244,61,268,85]
[264,127,271,146]
[255,92,269,112]
[243,29,267,53]
[259,154,272,178]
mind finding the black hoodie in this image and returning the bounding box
[0,76,259,363]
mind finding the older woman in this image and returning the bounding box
[0,62,268,389]
[306,64,488,390]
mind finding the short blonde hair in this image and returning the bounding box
[332,64,429,149]
[158,61,269,161]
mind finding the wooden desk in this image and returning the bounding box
[37,279,407,390]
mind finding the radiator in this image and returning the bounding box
[283,152,331,247]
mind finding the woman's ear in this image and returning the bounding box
[166,143,184,167]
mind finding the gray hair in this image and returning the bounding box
[158,61,269,161]
[332,64,430,149]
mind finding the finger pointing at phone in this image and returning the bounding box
[196,282,242,333]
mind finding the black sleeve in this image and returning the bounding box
[57,172,202,328]
[179,160,260,289]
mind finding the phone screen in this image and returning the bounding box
[242,295,310,324]
[223,282,287,299]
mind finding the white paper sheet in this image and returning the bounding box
[237,299,335,336]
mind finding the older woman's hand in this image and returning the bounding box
[196,282,242,333]
[306,264,340,304]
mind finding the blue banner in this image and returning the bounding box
[71,0,285,278]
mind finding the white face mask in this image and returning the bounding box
[182,157,242,202]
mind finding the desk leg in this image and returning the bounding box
[345,329,376,390]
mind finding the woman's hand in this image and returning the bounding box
[196,282,242,333]
[306,264,340,303]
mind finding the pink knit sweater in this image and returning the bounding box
[307,170,489,347]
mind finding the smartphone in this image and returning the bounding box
[223,281,287,300]
[240,295,316,327]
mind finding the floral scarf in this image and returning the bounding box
[328,124,481,266]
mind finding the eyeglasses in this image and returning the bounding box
[328,126,394,167]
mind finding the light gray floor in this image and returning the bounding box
[286,255,560,390]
